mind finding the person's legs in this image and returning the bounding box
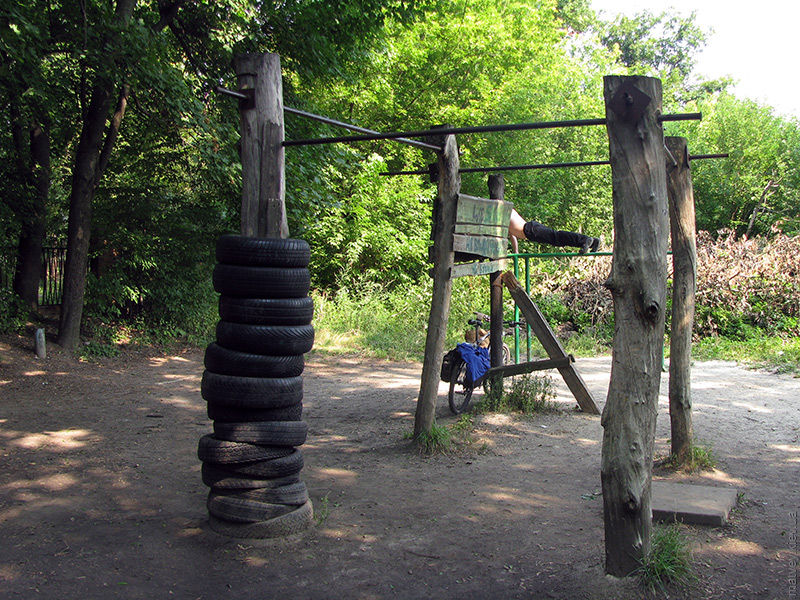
[522,220,591,249]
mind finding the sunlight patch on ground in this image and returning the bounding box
[694,469,746,487]
[480,413,516,426]
[313,467,358,484]
[698,537,766,557]
[574,437,599,446]
[9,429,93,450]
[22,370,46,377]
[2,472,79,493]
[730,401,773,414]
[0,563,21,583]
[770,443,800,453]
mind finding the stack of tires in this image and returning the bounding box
[200,235,314,538]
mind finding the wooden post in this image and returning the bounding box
[665,136,696,464]
[601,75,669,577]
[233,53,288,238]
[414,133,459,438]
[488,175,505,369]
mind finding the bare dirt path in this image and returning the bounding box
[1,334,798,599]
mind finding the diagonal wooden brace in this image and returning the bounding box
[500,271,600,415]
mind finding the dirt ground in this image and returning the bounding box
[1,331,798,599]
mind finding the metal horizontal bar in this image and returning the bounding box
[284,106,441,152]
[381,149,725,177]
[689,153,729,160]
[283,117,609,148]
[658,112,702,122]
[381,159,611,177]
[214,86,248,100]
[282,112,702,148]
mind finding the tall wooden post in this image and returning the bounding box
[233,53,288,238]
[488,175,505,369]
[666,136,696,463]
[601,76,669,576]
[414,134,459,438]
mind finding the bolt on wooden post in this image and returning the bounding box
[666,136,696,464]
[601,75,669,577]
[233,52,289,238]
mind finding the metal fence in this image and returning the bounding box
[1,246,67,306]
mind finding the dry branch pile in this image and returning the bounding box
[524,230,800,339]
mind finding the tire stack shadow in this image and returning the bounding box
[199,235,314,538]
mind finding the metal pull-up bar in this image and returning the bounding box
[380,153,728,177]
[215,86,442,153]
[281,112,702,148]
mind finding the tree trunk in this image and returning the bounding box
[56,0,137,349]
[414,132,459,438]
[601,75,669,577]
[13,123,50,310]
[666,137,696,464]
[57,83,114,348]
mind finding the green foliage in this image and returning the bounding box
[0,289,28,333]
[672,95,800,236]
[415,422,452,455]
[479,373,558,415]
[636,523,695,593]
[694,334,800,375]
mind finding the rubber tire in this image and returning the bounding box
[205,449,303,478]
[213,421,308,446]
[208,500,313,539]
[201,463,300,489]
[207,493,295,523]
[204,343,304,378]
[207,402,302,423]
[213,264,310,299]
[210,482,308,506]
[216,236,310,268]
[448,360,474,415]
[201,372,303,408]
[197,434,294,464]
[218,296,314,326]
[215,322,314,356]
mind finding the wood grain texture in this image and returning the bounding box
[666,136,696,463]
[601,75,669,577]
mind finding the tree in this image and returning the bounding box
[675,94,800,237]
[0,0,432,347]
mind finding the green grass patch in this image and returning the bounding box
[665,443,716,473]
[478,373,558,415]
[694,333,800,374]
[636,523,695,593]
[414,422,453,455]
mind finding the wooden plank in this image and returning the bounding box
[481,356,574,381]
[453,234,507,259]
[456,194,513,227]
[454,223,506,236]
[500,271,600,415]
[451,259,509,278]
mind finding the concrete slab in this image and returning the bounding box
[651,481,739,527]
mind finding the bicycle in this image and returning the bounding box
[447,312,519,414]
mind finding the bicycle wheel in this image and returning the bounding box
[448,360,474,414]
[502,343,511,365]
